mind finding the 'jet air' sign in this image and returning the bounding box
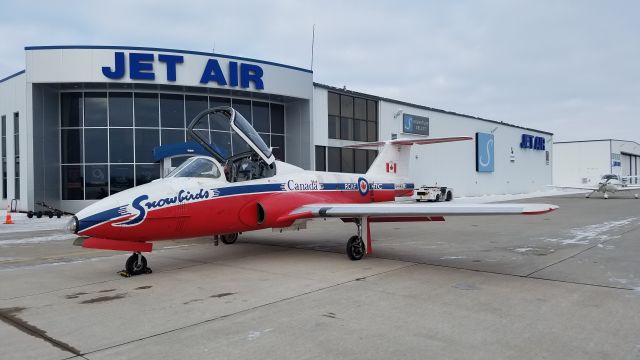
[101,52,265,90]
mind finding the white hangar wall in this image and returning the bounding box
[312,85,553,196]
[379,102,552,196]
[553,140,640,186]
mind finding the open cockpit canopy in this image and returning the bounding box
[187,107,276,182]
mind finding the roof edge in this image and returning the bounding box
[25,45,313,74]
[313,82,553,136]
[0,70,26,84]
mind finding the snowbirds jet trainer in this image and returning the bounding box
[69,107,558,276]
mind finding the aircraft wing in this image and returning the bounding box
[547,185,598,191]
[616,185,640,191]
[279,202,558,222]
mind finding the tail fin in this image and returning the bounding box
[346,136,472,178]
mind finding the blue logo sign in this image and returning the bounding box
[402,114,429,136]
[102,52,264,90]
[520,134,545,150]
[476,132,495,173]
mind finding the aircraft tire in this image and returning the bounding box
[445,191,453,201]
[221,233,238,244]
[347,235,365,261]
[125,253,147,276]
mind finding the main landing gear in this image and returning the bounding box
[213,233,239,246]
[119,252,152,277]
[346,218,369,261]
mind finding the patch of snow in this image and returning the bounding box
[440,256,466,260]
[0,233,78,246]
[247,328,273,341]
[541,218,637,245]
[0,213,70,234]
[513,248,534,253]
[454,189,587,204]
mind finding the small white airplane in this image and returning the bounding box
[69,106,558,276]
[552,174,640,199]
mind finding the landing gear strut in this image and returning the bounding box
[346,218,369,261]
[120,252,152,277]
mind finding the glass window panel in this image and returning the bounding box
[109,128,134,163]
[185,95,208,129]
[171,156,190,168]
[160,93,184,128]
[232,132,251,155]
[315,146,326,171]
[84,128,108,163]
[328,147,341,172]
[109,92,133,127]
[340,117,353,140]
[161,128,185,145]
[270,103,285,134]
[328,92,340,116]
[61,129,83,164]
[210,131,232,159]
[14,177,19,199]
[367,100,377,121]
[136,164,161,186]
[232,99,252,124]
[328,115,340,139]
[367,150,378,169]
[354,149,367,173]
[135,128,159,163]
[271,134,285,161]
[210,111,231,131]
[354,120,367,142]
[110,164,134,195]
[61,92,83,127]
[259,133,270,147]
[340,95,353,118]
[341,147,354,173]
[367,121,377,142]
[354,98,367,120]
[62,165,84,200]
[84,92,108,127]
[134,93,159,127]
[252,101,270,133]
[210,97,230,108]
[85,164,109,199]
[188,129,210,144]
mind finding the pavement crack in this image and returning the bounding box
[525,222,640,278]
[0,307,82,356]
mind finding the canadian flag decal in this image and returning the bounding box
[386,161,396,173]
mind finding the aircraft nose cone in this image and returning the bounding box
[66,215,79,234]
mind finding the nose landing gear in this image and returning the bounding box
[220,233,239,244]
[119,252,152,277]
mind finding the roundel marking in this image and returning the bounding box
[357,177,369,196]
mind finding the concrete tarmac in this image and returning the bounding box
[1,194,640,359]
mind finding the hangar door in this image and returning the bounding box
[621,153,639,184]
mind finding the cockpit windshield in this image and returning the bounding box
[167,157,221,178]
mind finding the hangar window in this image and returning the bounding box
[60,90,285,199]
[327,91,377,142]
[1,115,5,199]
[322,146,377,174]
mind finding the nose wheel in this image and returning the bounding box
[120,252,152,277]
[220,233,239,244]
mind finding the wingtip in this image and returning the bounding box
[522,204,559,215]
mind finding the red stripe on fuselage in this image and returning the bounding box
[78,189,397,242]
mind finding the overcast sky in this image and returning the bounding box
[1,1,638,142]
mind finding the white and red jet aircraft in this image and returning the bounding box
[69,107,558,276]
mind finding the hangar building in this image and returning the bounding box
[553,139,640,185]
[0,45,552,213]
